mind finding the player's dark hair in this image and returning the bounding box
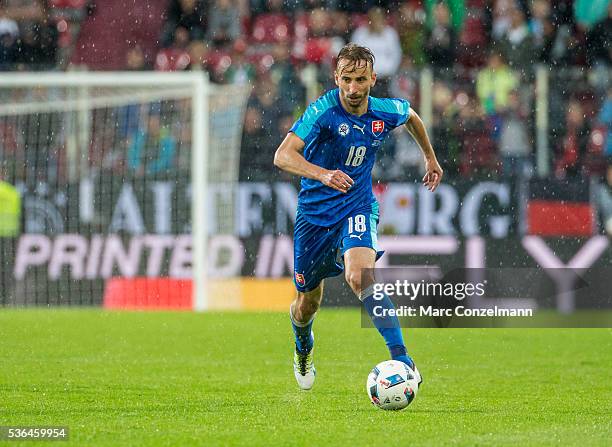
[335,44,375,74]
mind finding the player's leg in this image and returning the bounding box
[290,281,324,355]
[291,211,337,390]
[290,282,323,390]
[343,247,413,366]
[344,248,418,375]
[341,205,419,380]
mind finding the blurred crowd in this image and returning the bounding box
[0,0,59,70]
[150,0,611,183]
[0,0,611,184]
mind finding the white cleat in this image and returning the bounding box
[412,364,423,387]
[293,348,316,390]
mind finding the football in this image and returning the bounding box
[366,360,420,410]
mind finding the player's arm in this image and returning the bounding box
[274,132,354,193]
[404,108,443,192]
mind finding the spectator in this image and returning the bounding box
[270,42,305,112]
[457,96,498,176]
[274,113,298,183]
[574,0,609,30]
[186,40,226,83]
[351,6,402,97]
[546,4,583,67]
[329,9,350,43]
[239,106,276,181]
[291,7,343,90]
[162,0,207,46]
[2,0,45,26]
[397,2,426,67]
[99,116,128,174]
[373,126,424,183]
[497,6,535,79]
[16,21,57,70]
[1,0,56,69]
[585,2,611,68]
[223,39,256,85]
[554,99,591,178]
[176,0,207,39]
[251,0,289,15]
[127,114,177,176]
[206,0,241,47]
[491,0,514,41]
[248,75,286,128]
[0,7,18,39]
[248,0,265,15]
[125,44,150,71]
[476,52,519,115]
[277,112,293,134]
[431,81,460,176]
[186,40,211,72]
[299,0,339,11]
[597,87,612,160]
[0,121,20,181]
[155,26,191,71]
[336,0,401,14]
[296,7,343,66]
[499,90,532,177]
[115,46,151,147]
[528,0,550,48]
[424,2,455,74]
[389,56,419,103]
[0,8,18,68]
[596,164,612,235]
[534,3,557,63]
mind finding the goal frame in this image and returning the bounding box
[0,71,211,311]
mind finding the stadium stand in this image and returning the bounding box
[0,0,610,184]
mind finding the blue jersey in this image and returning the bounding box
[290,88,410,226]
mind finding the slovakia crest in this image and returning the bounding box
[371,120,385,136]
[295,272,305,287]
[338,123,350,137]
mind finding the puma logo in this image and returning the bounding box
[353,124,365,134]
[349,233,364,240]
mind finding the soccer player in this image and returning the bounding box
[274,43,443,390]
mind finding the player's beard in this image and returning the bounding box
[346,91,368,110]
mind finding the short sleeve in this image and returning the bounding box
[369,96,411,130]
[391,98,411,128]
[290,101,323,145]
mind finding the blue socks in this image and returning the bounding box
[290,304,314,354]
[362,289,414,368]
[289,291,414,369]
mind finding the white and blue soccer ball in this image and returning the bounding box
[366,360,419,410]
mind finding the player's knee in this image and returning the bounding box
[301,298,320,317]
[345,270,363,295]
[296,297,319,320]
[346,269,374,296]
[296,290,322,319]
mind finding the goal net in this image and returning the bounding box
[0,72,250,310]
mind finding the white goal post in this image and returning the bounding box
[0,71,250,310]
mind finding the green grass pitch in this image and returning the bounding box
[1,309,611,446]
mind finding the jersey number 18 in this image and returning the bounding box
[345,145,366,167]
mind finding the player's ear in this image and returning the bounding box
[371,72,377,87]
[334,70,340,87]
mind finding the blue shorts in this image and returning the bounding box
[293,201,384,292]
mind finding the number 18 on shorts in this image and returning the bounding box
[293,202,381,292]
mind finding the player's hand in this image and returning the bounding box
[319,169,354,193]
[423,158,443,192]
